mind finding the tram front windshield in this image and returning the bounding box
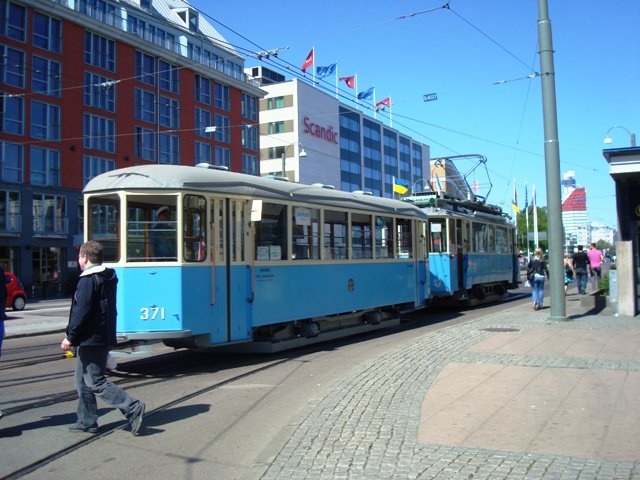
[87,194,207,263]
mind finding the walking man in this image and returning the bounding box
[61,240,145,435]
[571,245,590,295]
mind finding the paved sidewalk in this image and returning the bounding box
[3,297,70,339]
[262,293,640,479]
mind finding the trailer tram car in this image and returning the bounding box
[83,164,431,351]
[403,191,519,305]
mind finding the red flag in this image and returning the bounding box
[301,48,314,72]
[339,76,355,88]
[375,97,391,108]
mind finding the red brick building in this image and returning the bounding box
[0,0,264,296]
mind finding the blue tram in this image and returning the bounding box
[83,164,431,351]
[402,191,519,305]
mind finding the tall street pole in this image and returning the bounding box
[537,0,566,320]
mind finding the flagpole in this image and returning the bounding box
[533,184,539,248]
[312,46,316,86]
[525,183,530,259]
[373,87,377,119]
[389,96,393,128]
[355,74,359,111]
[334,61,338,99]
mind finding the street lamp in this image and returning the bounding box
[281,142,307,178]
[603,125,636,147]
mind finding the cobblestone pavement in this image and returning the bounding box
[261,304,640,480]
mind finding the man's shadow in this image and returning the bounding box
[0,404,210,437]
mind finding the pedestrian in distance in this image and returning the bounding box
[563,255,575,294]
[527,248,549,310]
[587,242,603,292]
[571,245,590,295]
[61,240,145,435]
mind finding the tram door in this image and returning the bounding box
[455,219,468,291]
[210,198,253,343]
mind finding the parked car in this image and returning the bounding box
[4,272,27,311]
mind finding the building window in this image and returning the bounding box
[266,96,285,110]
[33,193,66,235]
[194,141,211,165]
[127,14,146,39]
[83,71,116,112]
[134,126,155,160]
[0,45,25,87]
[214,114,229,143]
[159,133,179,164]
[214,146,229,168]
[31,100,60,140]
[0,140,23,182]
[79,0,117,26]
[159,96,179,129]
[83,154,115,185]
[32,56,61,97]
[32,12,61,53]
[0,189,20,233]
[194,75,210,104]
[84,31,115,72]
[134,88,156,123]
[242,153,258,176]
[83,113,115,153]
[267,121,285,135]
[159,60,179,93]
[242,124,257,150]
[214,83,229,111]
[30,146,60,186]
[195,108,212,138]
[241,93,257,121]
[0,1,26,42]
[1,95,23,135]
[135,51,155,85]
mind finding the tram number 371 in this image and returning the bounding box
[140,306,166,321]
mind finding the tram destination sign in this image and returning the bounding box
[423,93,438,102]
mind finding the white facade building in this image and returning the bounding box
[253,73,430,197]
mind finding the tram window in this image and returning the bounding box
[375,216,393,259]
[324,210,348,260]
[292,206,320,260]
[149,205,177,260]
[351,213,372,259]
[429,220,446,253]
[472,222,491,253]
[126,202,177,262]
[495,227,508,254]
[88,196,119,262]
[396,218,413,259]
[254,202,287,261]
[183,195,206,262]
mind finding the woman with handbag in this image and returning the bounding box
[527,249,550,310]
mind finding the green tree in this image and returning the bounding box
[514,206,548,252]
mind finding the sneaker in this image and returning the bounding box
[68,423,98,434]
[130,403,145,436]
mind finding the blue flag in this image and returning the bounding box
[357,86,374,100]
[316,63,336,78]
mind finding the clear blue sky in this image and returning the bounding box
[191,0,639,228]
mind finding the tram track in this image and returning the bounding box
[3,355,295,480]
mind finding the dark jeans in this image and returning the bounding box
[575,268,588,294]
[74,345,143,428]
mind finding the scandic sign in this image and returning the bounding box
[303,116,338,144]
